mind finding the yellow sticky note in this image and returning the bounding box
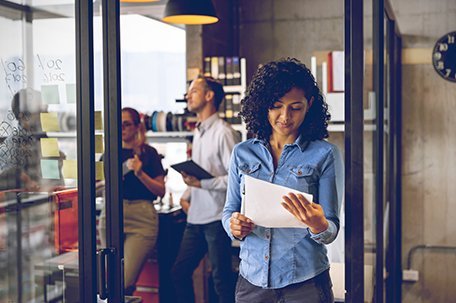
[62,160,78,179]
[96,161,104,180]
[95,111,103,130]
[40,138,60,157]
[95,135,104,153]
[40,112,60,132]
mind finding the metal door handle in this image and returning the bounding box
[96,248,115,299]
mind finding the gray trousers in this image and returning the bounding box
[235,270,334,303]
[99,199,158,288]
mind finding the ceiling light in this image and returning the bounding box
[120,0,160,3]
[162,0,218,25]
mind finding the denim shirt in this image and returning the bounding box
[222,136,344,289]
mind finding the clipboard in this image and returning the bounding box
[170,160,213,180]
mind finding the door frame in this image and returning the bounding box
[76,0,98,301]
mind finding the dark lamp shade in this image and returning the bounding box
[162,0,219,25]
[120,0,159,2]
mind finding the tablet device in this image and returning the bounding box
[170,160,213,180]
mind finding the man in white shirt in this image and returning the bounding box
[171,76,240,303]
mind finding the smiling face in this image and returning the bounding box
[267,87,312,140]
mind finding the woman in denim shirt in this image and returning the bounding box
[222,58,343,303]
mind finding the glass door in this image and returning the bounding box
[0,1,90,302]
[0,1,130,302]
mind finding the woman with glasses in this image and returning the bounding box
[100,107,166,294]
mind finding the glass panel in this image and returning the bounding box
[363,1,376,302]
[0,2,79,302]
[383,13,390,302]
[119,12,187,300]
[93,5,188,301]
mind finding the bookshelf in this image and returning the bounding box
[311,54,376,131]
[203,56,248,140]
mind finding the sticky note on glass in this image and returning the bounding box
[95,135,104,153]
[40,138,60,157]
[95,111,103,130]
[62,159,78,179]
[40,112,60,132]
[66,83,76,104]
[41,159,60,179]
[41,84,60,104]
[96,161,104,180]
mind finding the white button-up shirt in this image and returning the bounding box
[183,113,240,224]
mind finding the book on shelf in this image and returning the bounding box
[211,57,219,79]
[203,57,211,77]
[232,56,241,86]
[225,94,234,123]
[232,94,242,124]
[202,56,244,87]
[225,57,234,85]
[217,56,226,85]
[328,51,344,92]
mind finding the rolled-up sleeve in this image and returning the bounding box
[222,146,241,240]
[312,145,344,245]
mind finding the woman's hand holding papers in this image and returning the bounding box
[281,193,329,234]
[230,212,255,240]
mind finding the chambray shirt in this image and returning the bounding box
[183,113,240,224]
[222,136,344,289]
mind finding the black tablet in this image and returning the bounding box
[170,160,214,180]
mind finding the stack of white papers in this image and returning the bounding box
[243,175,313,228]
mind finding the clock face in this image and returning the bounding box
[432,31,456,82]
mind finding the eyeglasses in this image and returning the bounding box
[122,121,134,129]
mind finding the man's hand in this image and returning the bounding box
[180,198,190,214]
[281,193,329,234]
[229,212,255,240]
[181,171,201,188]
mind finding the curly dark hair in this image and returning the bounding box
[239,58,330,141]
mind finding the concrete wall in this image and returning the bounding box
[238,0,344,82]
[401,64,456,303]
[389,1,456,302]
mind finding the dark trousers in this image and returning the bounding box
[235,270,334,303]
[171,221,235,303]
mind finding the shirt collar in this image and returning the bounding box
[252,135,309,152]
[197,113,219,133]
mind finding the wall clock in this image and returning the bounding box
[432,31,456,82]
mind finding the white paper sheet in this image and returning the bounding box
[243,175,313,228]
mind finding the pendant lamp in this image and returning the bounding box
[121,0,159,2]
[162,0,219,25]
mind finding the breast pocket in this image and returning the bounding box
[286,165,317,193]
[238,162,261,178]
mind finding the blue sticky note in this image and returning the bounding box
[41,85,60,104]
[40,159,60,179]
[66,83,76,104]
